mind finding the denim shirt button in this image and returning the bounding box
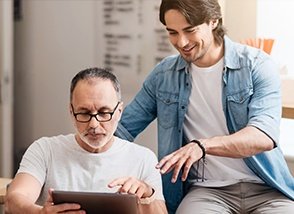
[181,106,185,109]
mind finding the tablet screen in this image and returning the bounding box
[52,190,139,214]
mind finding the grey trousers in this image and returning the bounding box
[176,182,294,214]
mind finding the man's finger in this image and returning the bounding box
[181,157,195,181]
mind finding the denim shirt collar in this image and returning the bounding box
[223,35,242,70]
[172,54,189,73]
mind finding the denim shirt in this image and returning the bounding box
[116,36,294,213]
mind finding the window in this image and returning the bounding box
[257,0,294,76]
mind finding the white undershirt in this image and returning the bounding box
[183,58,262,187]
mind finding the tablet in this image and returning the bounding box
[52,190,139,214]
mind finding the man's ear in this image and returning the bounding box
[69,104,77,126]
[211,19,219,30]
[117,102,124,120]
[69,103,73,114]
[118,102,123,113]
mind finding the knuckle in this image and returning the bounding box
[184,165,190,171]
[120,186,128,193]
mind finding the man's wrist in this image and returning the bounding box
[191,139,206,159]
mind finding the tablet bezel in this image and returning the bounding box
[52,190,139,214]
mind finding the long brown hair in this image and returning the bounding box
[159,0,226,45]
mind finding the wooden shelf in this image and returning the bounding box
[0,178,12,204]
[282,104,294,119]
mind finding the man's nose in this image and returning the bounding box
[177,34,189,48]
[88,116,101,128]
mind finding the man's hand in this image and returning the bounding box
[108,177,153,199]
[156,142,203,183]
[41,188,85,214]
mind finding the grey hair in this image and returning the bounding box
[70,67,121,101]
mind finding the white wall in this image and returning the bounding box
[224,0,257,41]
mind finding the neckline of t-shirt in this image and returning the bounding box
[190,57,224,73]
[70,134,127,156]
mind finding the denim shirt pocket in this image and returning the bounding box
[157,91,179,128]
[226,87,253,128]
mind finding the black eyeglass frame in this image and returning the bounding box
[71,102,120,123]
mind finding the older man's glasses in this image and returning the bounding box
[71,102,120,123]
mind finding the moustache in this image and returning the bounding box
[82,128,98,136]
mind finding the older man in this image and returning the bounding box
[5,68,167,214]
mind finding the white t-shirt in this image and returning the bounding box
[183,58,262,187]
[17,134,164,205]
